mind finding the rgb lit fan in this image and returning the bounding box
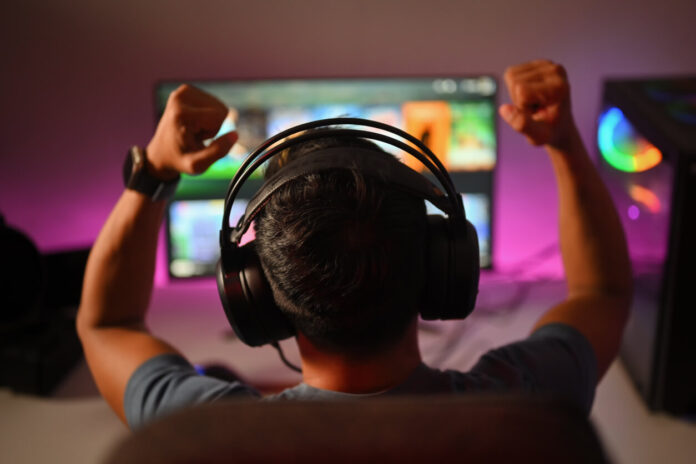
[597,107,662,172]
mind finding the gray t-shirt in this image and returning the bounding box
[124,323,597,429]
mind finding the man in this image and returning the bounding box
[77,60,632,429]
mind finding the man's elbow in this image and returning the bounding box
[570,261,634,317]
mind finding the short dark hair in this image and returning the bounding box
[255,133,427,355]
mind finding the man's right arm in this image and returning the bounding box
[499,60,632,380]
[77,84,237,424]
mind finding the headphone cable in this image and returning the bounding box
[271,341,303,373]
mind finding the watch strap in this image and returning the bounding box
[123,146,180,201]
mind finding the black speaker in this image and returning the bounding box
[0,214,43,325]
[0,215,86,395]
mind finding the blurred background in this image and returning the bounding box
[1,0,693,270]
[1,1,695,463]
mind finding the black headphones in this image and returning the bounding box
[216,118,480,347]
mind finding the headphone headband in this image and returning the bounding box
[228,147,453,243]
[221,118,464,246]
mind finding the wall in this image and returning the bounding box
[2,0,695,278]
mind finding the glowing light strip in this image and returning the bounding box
[597,107,662,172]
[629,184,661,213]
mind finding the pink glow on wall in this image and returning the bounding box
[155,227,169,287]
[2,1,694,289]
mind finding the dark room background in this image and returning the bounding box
[2,0,695,281]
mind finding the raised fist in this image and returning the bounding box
[146,84,237,180]
[499,60,575,148]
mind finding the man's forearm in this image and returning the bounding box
[535,126,633,376]
[78,190,166,330]
[545,127,632,300]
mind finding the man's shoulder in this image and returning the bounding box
[448,323,598,413]
[125,353,261,429]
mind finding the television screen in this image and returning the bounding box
[167,199,249,278]
[168,193,493,279]
[157,76,497,276]
[155,77,497,198]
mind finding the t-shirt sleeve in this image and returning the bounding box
[124,353,261,429]
[457,323,598,415]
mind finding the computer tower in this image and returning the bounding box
[597,77,696,415]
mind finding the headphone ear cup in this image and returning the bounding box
[216,242,295,347]
[453,219,480,317]
[421,215,480,320]
[422,215,448,319]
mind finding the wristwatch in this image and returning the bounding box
[122,146,180,201]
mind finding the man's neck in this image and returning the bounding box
[296,320,422,394]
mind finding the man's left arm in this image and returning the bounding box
[77,85,237,424]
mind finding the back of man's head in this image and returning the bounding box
[255,133,427,356]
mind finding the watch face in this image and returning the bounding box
[123,148,135,186]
